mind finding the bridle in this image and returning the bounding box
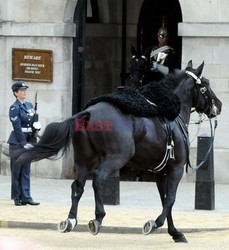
[184,70,219,173]
[130,55,148,86]
[185,70,218,118]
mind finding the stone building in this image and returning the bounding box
[0,0,228,183]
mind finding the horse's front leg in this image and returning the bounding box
[166,209,187,242]
[154,173,188,242]
[143,164,187,242]
[58,164,88,233]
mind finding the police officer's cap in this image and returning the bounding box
[157,27,169,38]
[11,81,29,92]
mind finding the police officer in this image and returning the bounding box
[7,81,40,206]
[150,26,176,81]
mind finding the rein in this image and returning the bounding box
[177,115,218,174]
[189,118,218,173]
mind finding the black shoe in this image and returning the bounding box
[14,200,22,206]
[22,200,40,206]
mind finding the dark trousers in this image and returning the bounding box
[10,144,32,202]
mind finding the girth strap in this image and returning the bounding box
[175,115,192,173]
[152,117,176,173]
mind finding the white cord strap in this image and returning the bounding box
[186,71,202,84]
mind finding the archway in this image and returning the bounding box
[137,0,182,69]
[121,0,183,182]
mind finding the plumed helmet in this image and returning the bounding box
[157,27,169,38]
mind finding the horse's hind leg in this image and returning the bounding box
[88,155,129,235]
[155,173,188,243]
[58,164,88,233]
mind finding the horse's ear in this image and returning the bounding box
[187,60,193,68]
[131,46,137,55]
[196,61,204,76]
[143,46,151,57]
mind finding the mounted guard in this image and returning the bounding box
[150,26,176,81]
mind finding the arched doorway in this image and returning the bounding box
[72,0,123,116]
[121,0,183,181]
[137,0,182,69]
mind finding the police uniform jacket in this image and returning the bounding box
[8,99,34,145]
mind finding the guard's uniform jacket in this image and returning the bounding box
[8,99,35,145]
[150,45,176,81]
[150,45,174,67]
[8,99,35,202]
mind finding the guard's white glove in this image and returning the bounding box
[33,122,41,130]
[151,61,158,71]
[151,61,169,75]
[24,143,34,150]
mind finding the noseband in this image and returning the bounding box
[185,70,218,117]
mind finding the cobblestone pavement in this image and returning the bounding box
[0,175,229,249]
[1,228,229,250]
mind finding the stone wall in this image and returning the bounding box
[0,0,77,178]
[178,0,229,183]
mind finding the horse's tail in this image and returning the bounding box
[10,111,90,164]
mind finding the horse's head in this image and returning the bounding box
[130,46,151,87]
[185,60,222,118]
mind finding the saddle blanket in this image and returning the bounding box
[84,82,180,121]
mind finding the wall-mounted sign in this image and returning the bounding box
[12,48,53,82]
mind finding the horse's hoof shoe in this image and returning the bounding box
[58,219,75,233]
[88,220,100,235]
[142,220,157,235]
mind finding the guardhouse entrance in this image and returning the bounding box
[137,0,182,68]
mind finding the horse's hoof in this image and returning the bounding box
[58,218,76,233]
[173,234,188,243]
[88,220,101,235]
[142,220,158,235]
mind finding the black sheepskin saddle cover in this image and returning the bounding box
[85,82,181,120]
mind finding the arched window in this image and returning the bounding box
[86,0,99,23]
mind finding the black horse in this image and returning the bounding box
[10,61,222,243]
[130,46,152,87]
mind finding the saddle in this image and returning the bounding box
[85,82,181,121]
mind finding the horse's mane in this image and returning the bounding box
[140,70,185,93]
[162,70,186,90]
